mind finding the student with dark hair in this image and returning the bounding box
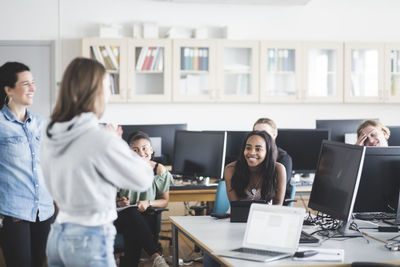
[225,131,286,204]
[115,131,171,267]
[41,58,153,267]
[356,119,390,147]
[0,62,55,267]
[253,117,293,201]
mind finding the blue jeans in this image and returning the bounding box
[46,222,116,267]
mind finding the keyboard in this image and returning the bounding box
[232,247,285,257]
[300,231,319,243]
[354,212,397,221]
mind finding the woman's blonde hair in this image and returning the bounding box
[51,57,106,123]
[357,120,391,139]
[253,117,277,130]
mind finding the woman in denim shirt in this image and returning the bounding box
[0,62,55,267]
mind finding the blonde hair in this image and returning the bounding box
[357,120,390,139]
[51,57,106,123]
[253,118,277,130]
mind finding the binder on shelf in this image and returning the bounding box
[110,46,120,65]
[148,47,158,70]
[141,47,152,71]
[198,49,203,70]
[136,46,147,71]
[105,45,119,70]
[193,48,199,71]
[91,46,105,66]
[99,46,114,70]
[156,48,164,71]
[203,48,208,71]
[182,47,190,71]
[189,48,194,71]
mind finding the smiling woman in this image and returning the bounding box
[224,131,286,205]
[0,62,55,267]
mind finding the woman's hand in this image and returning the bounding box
[137,200,150,212]
[356,129,374,146]
[105,124,123,137]
[116,196,130,207]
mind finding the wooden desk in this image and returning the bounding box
[170,216,400,267]
[169,188,217,202]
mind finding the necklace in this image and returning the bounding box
[249,178,262,195]
[251,188,257,195]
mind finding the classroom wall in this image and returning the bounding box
[1,0,400,129]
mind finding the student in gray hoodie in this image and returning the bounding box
[41,57,154,267]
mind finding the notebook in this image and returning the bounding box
[216,203,306,262]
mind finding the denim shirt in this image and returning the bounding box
[0,105,54,222]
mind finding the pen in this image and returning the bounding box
[362,232,386,244]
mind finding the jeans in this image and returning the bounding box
[46,222,116,267]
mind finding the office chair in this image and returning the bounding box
[283,184,297,207]
[190,180,230,215]
[114,207,169,257]
[352,262,399,267]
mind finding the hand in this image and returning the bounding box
[105,124,123,137]
[116,197,130,207]
[356,129,375,146]
[137,200,150,212]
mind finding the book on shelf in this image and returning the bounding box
[99,46,114,70]
[189,48,194,71]
[181,47,191,71]
[110,46,120,65]
[156,48,163,71]
[198,49,203,70]
[136,46,147,71]
[146,47,156,71]
[142,47,153,71]
[105,45,119,70]
[149,47,160,70]
[91,46,106,66]
[202,48,208,71]
[193,48,199,71]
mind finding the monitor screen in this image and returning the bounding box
[308,141,365,224]
[172,131,226,179]
[225,131,249,165]
[316,119,365,143]
[388,126,400,146]
[121,124,187,165]
[275,129,331,174]
[353,146,400,213]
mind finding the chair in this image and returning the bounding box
[283,184,297,207]
[114,207,169,256]
[190,180,230,215]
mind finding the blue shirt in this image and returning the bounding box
[0,105,54,222]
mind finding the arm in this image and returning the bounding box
[224,162,239,202]
[273,162,286,205]
[137,191,169,212]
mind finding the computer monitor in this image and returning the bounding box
[172,131,226,179]
[225,131,249,165]
[275,129,331,174]
[121,124,187,165]
[316,119,365,143]
[388,126,400,146]
[353,147,400,215]
[308,141,366,237]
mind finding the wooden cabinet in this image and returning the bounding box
[384,43,400,103]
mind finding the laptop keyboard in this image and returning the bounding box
[354,212,397,220]
[232,247,285,257]
[300,231,319,243]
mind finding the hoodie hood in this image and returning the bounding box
[45,112,99,156]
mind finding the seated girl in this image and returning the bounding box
[356,120,390,147]
[225,130,286,204]
[115,131,172,267]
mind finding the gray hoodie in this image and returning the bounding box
[41,112,153,226]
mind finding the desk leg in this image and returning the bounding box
[172,224,179,267]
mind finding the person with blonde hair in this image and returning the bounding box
[356,120,390,147]
[41,57,153,267]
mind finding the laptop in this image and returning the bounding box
[230,200,267,222]
[216,203,305,262]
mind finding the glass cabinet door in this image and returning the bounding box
[82,38,128,102]
[384,44,400,103]
[344,43,384,103]
[173,40,216,102]
[260,42,301,103]
[217,40,259,102]
[303,42,343,103]
[127,39,171,102]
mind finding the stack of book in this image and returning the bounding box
[180,47,209,71]
[90,45,119,71]
[136,47,164,71]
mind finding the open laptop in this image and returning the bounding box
[216,203,305,262]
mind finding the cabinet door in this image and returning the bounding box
[303,42,343,103]
[81,38,128,102]
[127,39,171,102]
[344,43,384,103]
[384,43,400,103]
[217,40,259,103]
[260,41,302,103]
[172,39,216,102]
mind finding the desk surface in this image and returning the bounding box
[170,215,400,267]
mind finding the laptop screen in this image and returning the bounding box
[243,204,305,253]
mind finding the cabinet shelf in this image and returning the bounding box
[136,70,164,74]
[180,70,209,74]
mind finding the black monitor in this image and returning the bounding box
[353,147,400,216]
[308,141,366,237]
[121,124,187,165]
[225,131,249,165]
[388,126,400,146]
[275,129,331,174]
[172,131,226,179]
[316,119,365,143]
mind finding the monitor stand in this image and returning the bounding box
[383,190,400,225]
[335,221,363,237]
